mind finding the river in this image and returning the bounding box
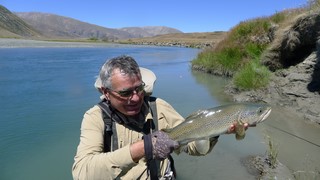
[0,43,319,179]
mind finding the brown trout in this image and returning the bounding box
[163,103,272,144]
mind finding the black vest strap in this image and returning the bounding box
[99,96,168,179]
[101,110,113,152]
[146,96,160,179]
[99,97,157,152]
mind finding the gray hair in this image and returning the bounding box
[99,55,141,89]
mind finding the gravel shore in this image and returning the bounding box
[0,38,126,48]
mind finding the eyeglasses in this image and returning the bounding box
[108,82,145,97]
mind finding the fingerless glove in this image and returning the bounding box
[143,130,179,160]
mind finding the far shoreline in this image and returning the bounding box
[0,38,138,48]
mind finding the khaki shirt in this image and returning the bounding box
[72,98,217,180]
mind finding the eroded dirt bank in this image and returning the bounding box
[226,48,320,125]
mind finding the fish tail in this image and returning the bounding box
[162,128,173,133]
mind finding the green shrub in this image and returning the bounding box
[216,47,244,71]
[192,50,216,67]
[191,13,276,89]
[229,19,271,43]
[233,60,270,89]
[270,12,286,24]
[245,43,267,59]
[192,47,245,75]
[191,1,320,90]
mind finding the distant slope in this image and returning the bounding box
[14,12,182,40]
[119,31,227,48]
[15,12,132,40]
[120,26,183,38]
[0,5,191,41]
[0,5,40,38]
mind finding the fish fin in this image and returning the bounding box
[194,138,211,155]
[162,128,172,133]
[185,109,204,120]
[174,144,187,155]
[236,133,245,140]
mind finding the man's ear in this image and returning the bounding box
[101,87,110,100]
[100,87,105,92]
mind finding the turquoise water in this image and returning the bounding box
[4,46,319,180]
[2,45,320,180]
[0,46,232,180]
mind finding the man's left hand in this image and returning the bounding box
[226,122,251,134]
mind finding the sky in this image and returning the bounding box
[0,0,309,33]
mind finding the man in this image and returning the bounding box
[72,55,247,180]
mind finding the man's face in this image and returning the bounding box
[104,68,145,116]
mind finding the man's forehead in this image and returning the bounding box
[111,68,141,77]
[111,68,126,76]
[111,68,141,85]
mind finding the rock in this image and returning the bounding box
[227,48,320,124]
[242,155,296,180]
[261,11,320,71]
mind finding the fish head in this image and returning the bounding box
[239,103,272,126]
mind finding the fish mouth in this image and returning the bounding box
[260,108,272,123]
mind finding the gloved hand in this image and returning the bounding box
[143,130,179,160]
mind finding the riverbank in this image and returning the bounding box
[224,43,320,179]
[225,48,320,125]
[118,31,226,49]
[0,38,125,48]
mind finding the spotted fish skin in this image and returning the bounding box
[163,103,272,145]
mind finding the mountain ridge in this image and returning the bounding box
[15,12,184,41]
[0,5,183,41]
[0,5,40,38]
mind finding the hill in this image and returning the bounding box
[15,12,183,41]
[15,12,130,41]
[119,31,227,48]
[0,4,219,45]
[0,5,40,38]
[119,26,183,37]
[0,5,183,41]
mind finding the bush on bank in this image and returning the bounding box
[192,18,274,89]
[191,1,320,90]
[233,59,270,90]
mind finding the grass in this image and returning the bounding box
[233,60,270,90]
[264,135,320,179]
[191,15,274,79]
[192,18,272,88]
[191,2,318,90]
[265,135,278,169]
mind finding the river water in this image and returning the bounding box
[0,44,319,179]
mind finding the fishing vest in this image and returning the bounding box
[98,96,175,179]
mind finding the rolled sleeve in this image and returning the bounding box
[72,106,137,180]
